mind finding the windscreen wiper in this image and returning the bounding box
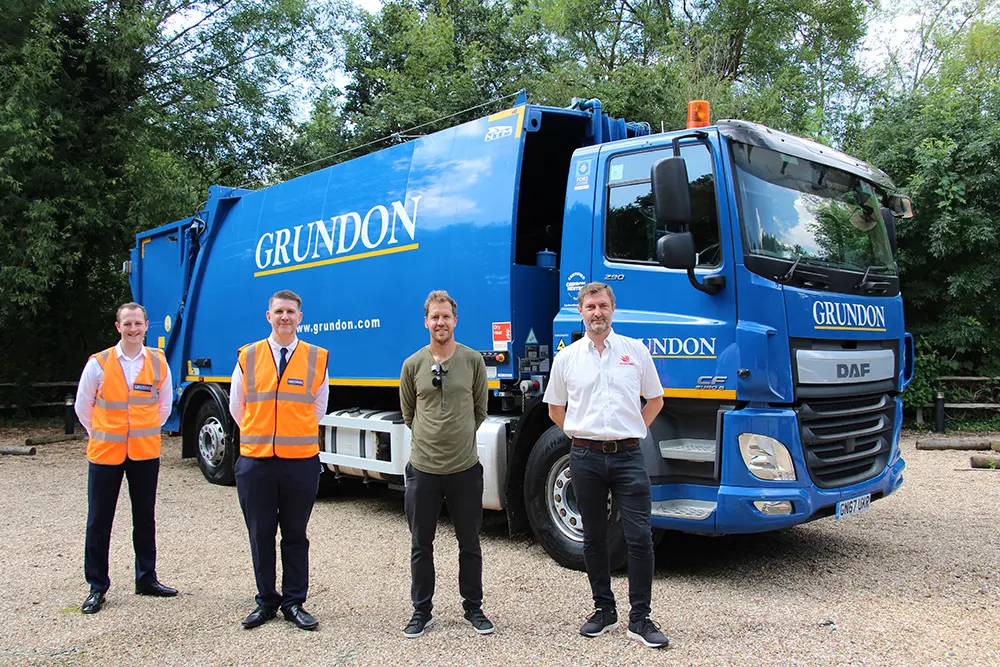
[777,255,832,288]
[856,265,894,294]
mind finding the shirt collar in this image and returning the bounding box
[115,342,145,361]
[585,328,617,350]
[268,335,298,351]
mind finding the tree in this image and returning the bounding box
[852,18,1000,371]
[0,0,345,380]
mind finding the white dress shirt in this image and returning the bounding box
[543,328,664,440]
[229,335,330,424]
[75,343,174,436]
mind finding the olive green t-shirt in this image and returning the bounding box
[399,344,488,475]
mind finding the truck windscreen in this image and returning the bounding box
[731,141,896,275]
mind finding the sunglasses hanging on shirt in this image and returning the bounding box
[431,363,448,388]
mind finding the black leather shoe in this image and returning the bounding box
[81,590,106,614]
[135,580,178,597]
[282,604,318,631]
[242,604,278,629]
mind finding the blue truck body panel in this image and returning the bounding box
[131,98,910,544]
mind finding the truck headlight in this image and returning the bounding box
[738,434,796,481]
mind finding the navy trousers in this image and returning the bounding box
[235,455,320,610]
[85,457,160,593]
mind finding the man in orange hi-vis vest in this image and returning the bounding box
[230,289,329,631]
[74,302,177,615]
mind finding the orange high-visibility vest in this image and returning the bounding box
[238,340,328,458]
[88,347,167,465]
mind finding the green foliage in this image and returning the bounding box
[906,337,959,409]
[851,18,1000,375]
[0,0,343,381]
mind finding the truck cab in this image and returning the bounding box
[524,106,914,567]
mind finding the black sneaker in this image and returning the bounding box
[579,608,618,637]
[627,616,669,648]
[464,608,495,635]
[403,612,433,638]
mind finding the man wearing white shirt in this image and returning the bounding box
[229,290,329,631]
[74,302,176,614]
[543,282,669,649]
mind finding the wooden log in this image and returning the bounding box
[0,446,36,455]
[24,433,85,446]
[993,442,1000,453]
[915,438,997,451]
[970,453,1000,469]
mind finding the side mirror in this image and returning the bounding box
[880,206,897,254]
[656,231,724,295]
[651,157,692,232]
[888,194,914,219]
[656,232,696,270]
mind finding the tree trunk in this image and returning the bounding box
[0,446,36,455]
[915,438,996,451]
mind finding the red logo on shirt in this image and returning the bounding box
[620,355,631,365]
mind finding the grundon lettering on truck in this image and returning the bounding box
[253,197,422,277]
[812,301,886,332]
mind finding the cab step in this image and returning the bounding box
[658,438,716,462]
[650,499,717,520]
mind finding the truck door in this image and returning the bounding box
[590,135,738,401]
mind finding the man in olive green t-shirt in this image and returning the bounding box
[399,290,491,639]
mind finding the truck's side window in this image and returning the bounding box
[605,144,721,266]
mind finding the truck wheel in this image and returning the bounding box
[523,425,627,571]
[194,400,236,486]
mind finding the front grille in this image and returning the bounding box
[797,392,894,489]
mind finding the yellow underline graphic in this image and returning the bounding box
[663,388,737,399]
[254,243,419,277]
[814,326,886,332]
[652,355,718,359]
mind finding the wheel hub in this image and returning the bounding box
[545,454,613,543]
[198,416,226,469]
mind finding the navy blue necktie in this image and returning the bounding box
[279,347,288,378]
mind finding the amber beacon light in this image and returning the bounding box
[687,100,711,128]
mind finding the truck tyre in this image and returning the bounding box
[523,425,627,572]
[194,399,237,486]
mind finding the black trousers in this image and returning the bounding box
[85,457,160,593]
[570,445,655,623]
[404,461,484,615]
[235,455,320,610]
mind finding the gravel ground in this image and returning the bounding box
[0,426,997,666]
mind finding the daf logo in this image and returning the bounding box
[837,363,871,379]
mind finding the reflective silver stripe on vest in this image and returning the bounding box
[245,342,259,396]
[273,435,319,446]
[96,398,129,410]
[306,344,318,393]
[240,434,275,445]
[91,431,127,443]
[245,390,278,403]
[128,396,159,406]
[128,427,161,438]
[151,348,162,386]
[275,392,314,404]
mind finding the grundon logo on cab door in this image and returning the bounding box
[812,301,886,332]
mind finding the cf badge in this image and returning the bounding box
[697,376,727,389]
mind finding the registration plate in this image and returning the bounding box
[835,493,871,520]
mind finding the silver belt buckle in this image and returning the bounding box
[601,440,618,454]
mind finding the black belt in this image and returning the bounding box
[572,438,639,453]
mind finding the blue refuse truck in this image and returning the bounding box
[128,94,915,570]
